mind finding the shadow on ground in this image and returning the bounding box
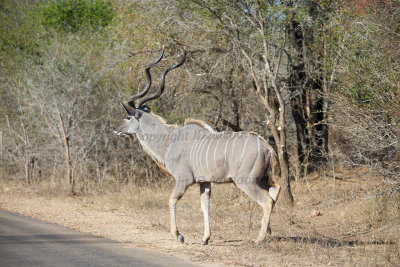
[216,236,395,248]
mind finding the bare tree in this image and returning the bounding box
[0,81,38,184]
[177,1,294,204]
[326,0,400,189]
[25,38,106,194]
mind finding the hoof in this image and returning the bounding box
[177,234,184,243]
[253,240,263,248]
[201,240,209,245]
[267,226,271,235]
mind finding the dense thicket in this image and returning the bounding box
[0,0,398,197]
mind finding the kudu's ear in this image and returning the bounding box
[121,103,139,117]
[140,104,151,113]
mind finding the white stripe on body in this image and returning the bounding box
[213,135,222,170]
[196,134,210,174]
[224,133,234,171]
[194,135,208,173]
[205,136,215,172]
[190,138,199,169]
[199,135,211,173]
[238,135,249,167]
[192,137,203,171]
[230,133,238,169]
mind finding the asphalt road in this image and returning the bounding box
[0,209,198,267]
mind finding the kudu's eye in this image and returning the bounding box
[126,116,131,120]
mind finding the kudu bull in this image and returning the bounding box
[115,51,280,245]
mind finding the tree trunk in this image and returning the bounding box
[263,86,294,205]
[24,154,31,185]
[63,136,74,194]
[321,27,331,156]
[277,107,294,205]
[287,14,327,176]
[278,149,294,204]
[58,112,75,195]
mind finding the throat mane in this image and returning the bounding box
[138,139,166,166]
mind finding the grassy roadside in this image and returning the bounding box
[0,168,399,266]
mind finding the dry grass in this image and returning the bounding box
[0,168,399,266]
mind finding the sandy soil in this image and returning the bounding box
[0,169,399,266]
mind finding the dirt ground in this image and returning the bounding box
[0,168,399,266]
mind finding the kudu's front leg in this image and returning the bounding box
[200,182,211,245]
[169,181,191,243]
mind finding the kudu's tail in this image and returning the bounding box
[266,149,280,202]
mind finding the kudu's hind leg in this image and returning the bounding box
[234,180,279,245]
[200,182,211,245]
[255,194,275,244]
[169,180,192,243]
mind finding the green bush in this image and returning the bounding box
[42,0,114,32]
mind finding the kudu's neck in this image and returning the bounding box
[136,113,177,166]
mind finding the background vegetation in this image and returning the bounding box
[0,0,399,203]
[0,0,399,264]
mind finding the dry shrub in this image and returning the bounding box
[330,95,400,191]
